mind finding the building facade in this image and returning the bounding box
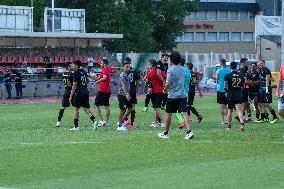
[175,0,282,69]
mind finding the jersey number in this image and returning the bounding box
[232,78,241,88]
[129,73,134,82]
[81,76,88,86]
[63,78,71,87]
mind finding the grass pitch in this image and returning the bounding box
[0,96,283,189]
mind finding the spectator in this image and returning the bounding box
[14,70,23,99]
[45,56,53,79]
[87,56,94,72]
[4,69,12,99]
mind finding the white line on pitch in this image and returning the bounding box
[20,141,106,145]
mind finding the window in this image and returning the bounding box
[183,32,194,42]
[229,11,238,20]
[240,11,249,21]
[218,11,228,20]
[243,32,253,41]
[185,12,196,21]
[175,36,182,42]
[219,32,229,41]
[195,32,205,42]
[231,32,241,41]
[196,11,207,20]
[207,32,217,42]
[208,11,217,21]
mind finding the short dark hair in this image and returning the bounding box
[241,58,248,63]
[74,60,82,67]
[180,58,185,66]
[65,62,72,69]
[149,59,156,66]
[170,51,181,65]
[230,61,237,70]
[220,59,226,66]
[102,59,108,65]
[187,62,193,69]
[123,61,130,66]
[259,59,265,64]
[161,52,169,58]
[251,62,257,66]
[124,57,131,63]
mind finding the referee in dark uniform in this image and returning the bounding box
[69,60,97,131]
[55,62,74,127]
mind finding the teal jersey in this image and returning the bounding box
[183,66,191,95]
[217,67,231,92]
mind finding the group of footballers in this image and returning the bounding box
[53,51,283,139]
[216,58,283,132]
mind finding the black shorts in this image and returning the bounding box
[187,92,195,105]
[130,90,137,104]
[248,92,259,101]
[62,90,71,107]
[217,91,227,105]
[72,89,90,109]
[242,90,249,103]
[166,98,188,113]
[95,91,111,106]
[227,92,243,109]
[151,93,163,108]
[259,89,272,103]
[118,94,133,110]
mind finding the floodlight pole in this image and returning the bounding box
[52,0,55,32]
[281,0,284,66]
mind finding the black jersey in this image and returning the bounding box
[73,69,88,90]
[156,60,168,72]
[247,70,260,93]
[4,73,11,84]
[63,71,73,90]
[238,67,249,80]
[259,67,272,88]
[224,71,245,94]
[188,70,196,94]
[127,68,140,90]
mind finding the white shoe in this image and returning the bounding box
[184,132,194,140]
[160,123,165,128]
[105,122,110,127]
[142,107,148,112]
[221,122,225,125]
[117,125,127,131]
[150,122,158,127]
[98,120,106,127]
[55,121,60,127]
[158,132,169,139]
[70,127,79,131]
[93,121,98,130]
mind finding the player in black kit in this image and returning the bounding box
[124,57,140,128]
[55,62,74,127]
[69,60,97,131]
[224,61,245,132]
[156,53,169,110]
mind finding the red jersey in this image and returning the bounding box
[147,68,164,94]
[98,67,111,93]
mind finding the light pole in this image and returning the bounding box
[52,0,55,32]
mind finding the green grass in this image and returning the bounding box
[0,96,283,189]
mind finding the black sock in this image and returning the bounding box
[260,113,265,120]
[145,94,151,107]
[187,130,192,134]
[227,125,231,128]
[164,131,168,135]
[124,117,128,121]
[256,113,260,119]
[90,115,95,123]
[58,109,65,122]
[270,109,278,119]
[265,113,269,119]
[131,110,136,124]
[74,119,79,128]
[241,123,244,126]
[190,106,200,117]
[243,112,245,116]
[248,113,251,118]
